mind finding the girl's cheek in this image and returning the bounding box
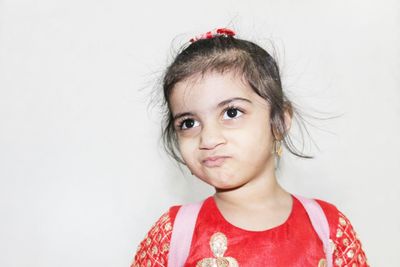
[178,136,197,153]
[179,141,198,166]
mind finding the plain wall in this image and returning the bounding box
[0,0,399,266]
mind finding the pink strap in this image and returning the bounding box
[168,201,203,267]
[294,195,333,267]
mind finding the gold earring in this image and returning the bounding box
[273,140,283,157]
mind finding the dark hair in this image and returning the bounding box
[160,35,314,164]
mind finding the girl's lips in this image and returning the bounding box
[202,156,229,167]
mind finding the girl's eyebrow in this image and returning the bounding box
[217,97,252,108]
[173,111,195,122]
[173,97,252,122]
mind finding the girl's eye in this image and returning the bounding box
[223,107,243,120]
[179,119,200,130]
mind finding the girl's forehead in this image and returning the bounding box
[170,72,253,107]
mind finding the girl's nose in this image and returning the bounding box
[199,124,226,150]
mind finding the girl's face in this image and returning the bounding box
[170,71,279,190]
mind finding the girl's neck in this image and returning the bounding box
[212,173,293,231]
[213,173,289,210]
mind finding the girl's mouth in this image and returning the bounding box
[202,156,229,167]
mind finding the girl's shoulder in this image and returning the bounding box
[130,205,181,267]
[313,198,341,232]
[312,197,369,266]
[312,197,354,240]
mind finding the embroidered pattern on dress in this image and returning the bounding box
[196,232,239,267]
[332,212,369,266]
[131,212,171,267]
[318,258,327,267]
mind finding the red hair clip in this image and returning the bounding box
[189,28,236,43]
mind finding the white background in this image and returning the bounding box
[0,0,399,266]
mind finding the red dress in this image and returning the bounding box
[131,195,368,266]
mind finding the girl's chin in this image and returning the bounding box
[214,184,245,192]
[198,175,244,191]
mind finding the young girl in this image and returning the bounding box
[131,28,368,267]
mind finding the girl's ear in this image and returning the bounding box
[271,102,293,140]
[283,102,293,134]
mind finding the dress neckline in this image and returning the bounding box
[208,193,297,234]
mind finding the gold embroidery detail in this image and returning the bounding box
[332,211,368,266]
[162,243,169,253]
[336,229,343,238]
[347,249,354,259]
[318,258,327,267]
[335,258,343,266]
[145,237,151,245]
[151,245,158,255]
[196,232,239,267]
[132,211,173,266]
[165,222,172,231]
